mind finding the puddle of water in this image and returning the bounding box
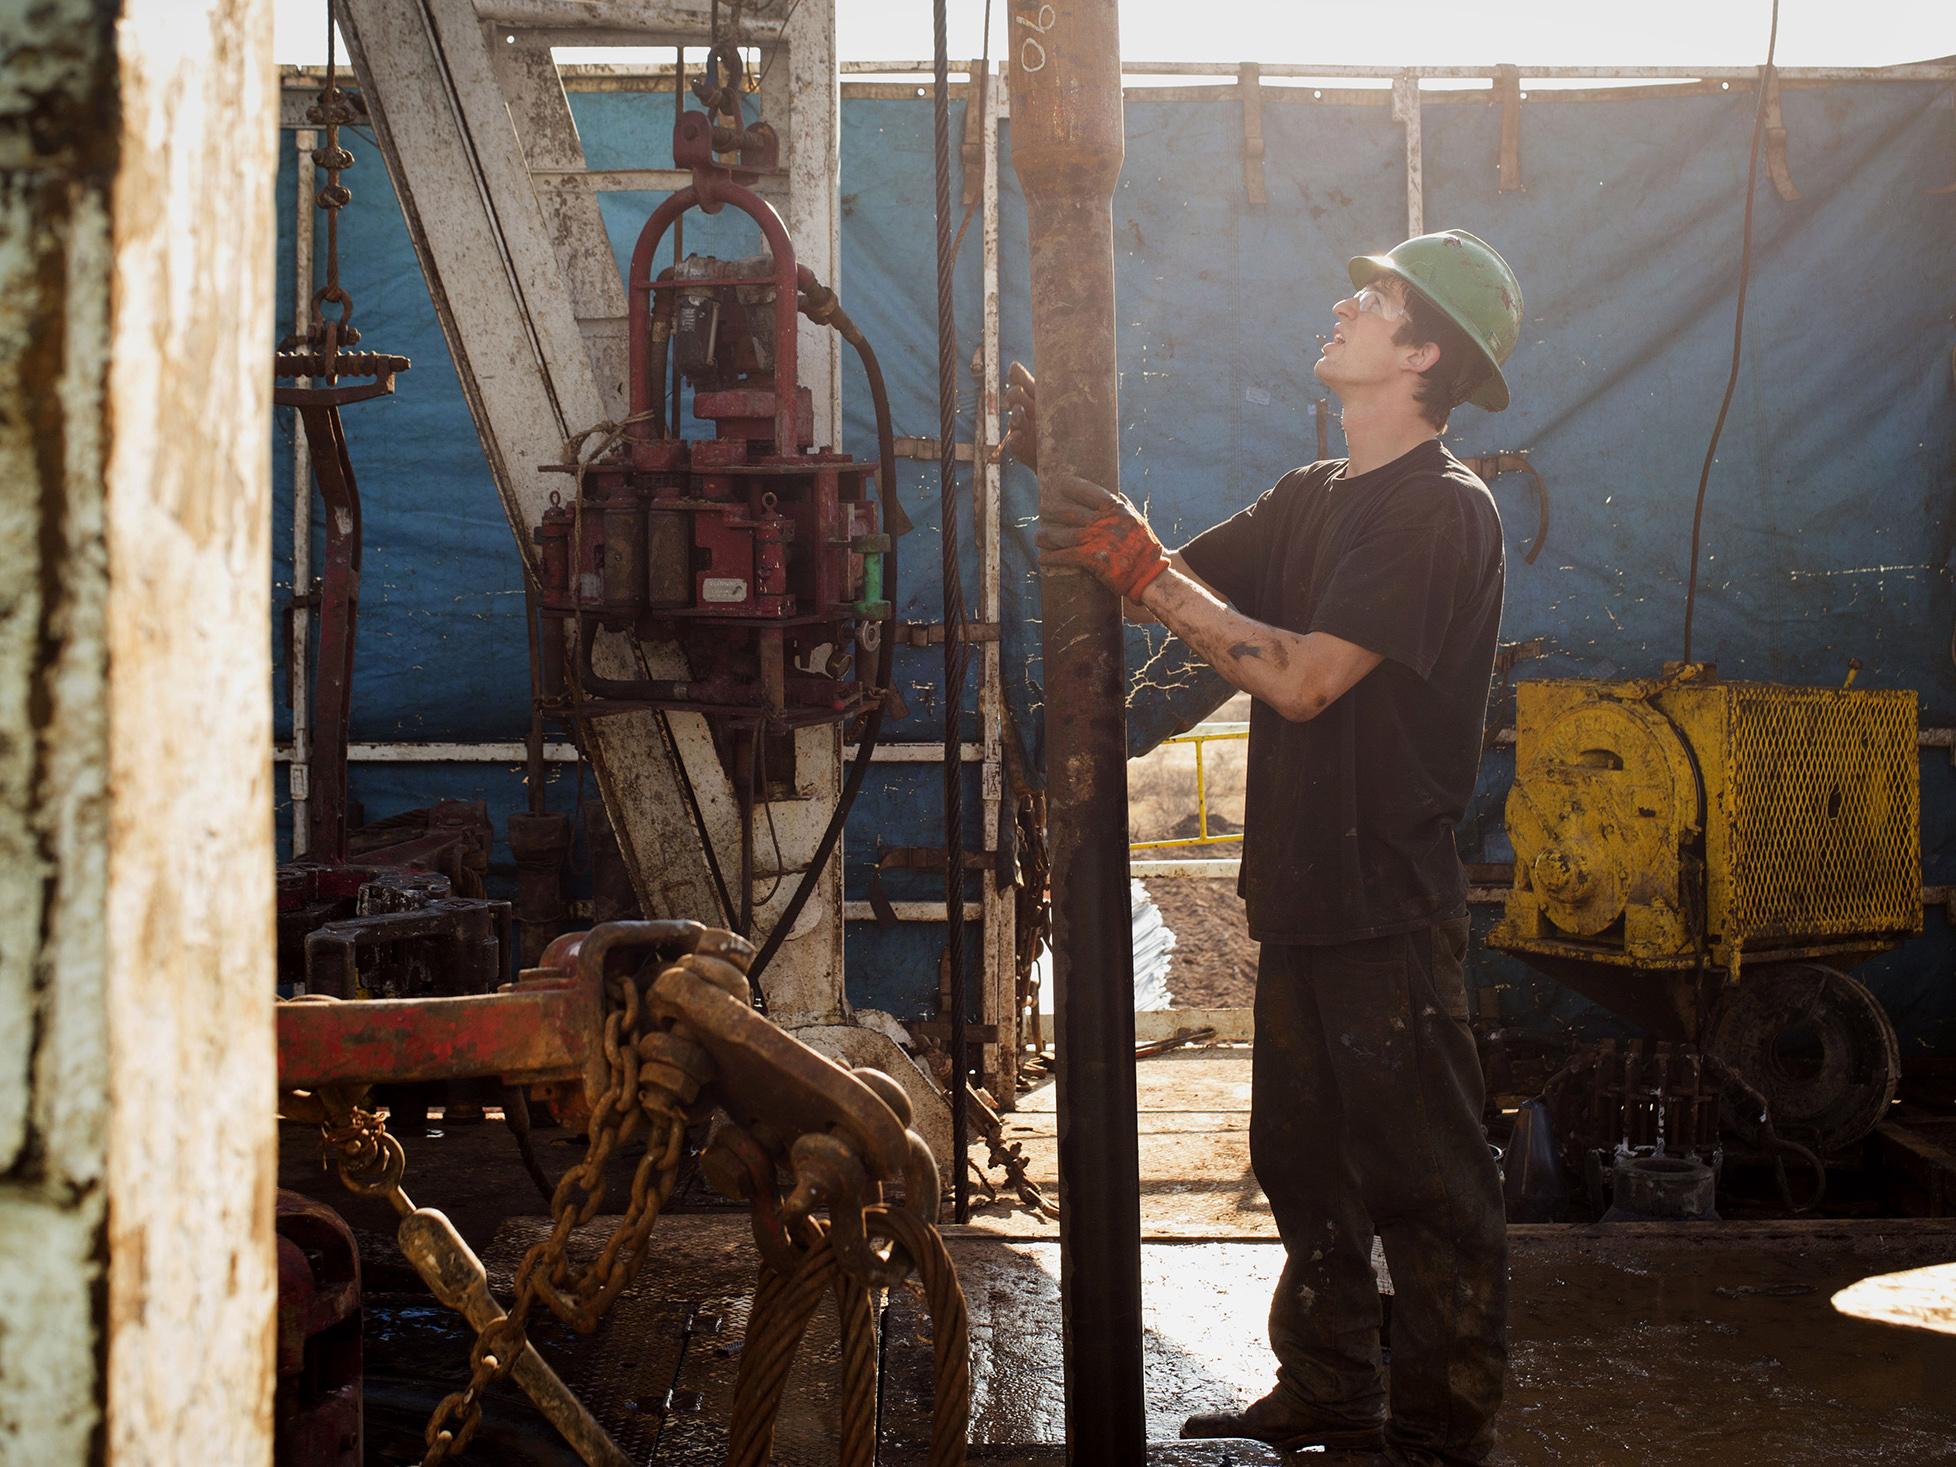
[936,1236,1956,1466]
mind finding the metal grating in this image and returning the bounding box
[1725,686,1919,945]
[481,1213,848,1465]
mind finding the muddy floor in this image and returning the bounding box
[1146,876,1258,1010]
[901,1224,1956,1466]
[279,1049,1956,1465]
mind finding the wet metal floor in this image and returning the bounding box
[297,1050,1956,1463]
[461,1213,1956,1465]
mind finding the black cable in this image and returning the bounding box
[1680,0,1780,665]
[671,44,685,436]
[755,727,787,907]
[932,0,971,1225]
[501,1085,557,1208]
[662,708,738,930]
[744,301,900,988]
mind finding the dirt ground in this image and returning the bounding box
[1130,692,1258,1010]
[1145,877,1258,1009]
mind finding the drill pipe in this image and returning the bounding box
[1008,2,1146,1460]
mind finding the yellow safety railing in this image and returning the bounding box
[1130,722,1248,852]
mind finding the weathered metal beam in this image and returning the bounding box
[1009,0,1146,1460]
[276,982,601,1093]
[335,0,727,926]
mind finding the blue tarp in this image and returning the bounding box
[274,78,1956,1049]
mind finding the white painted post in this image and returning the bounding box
[780,0,842,443]
[0,0,278,1458]
[290,128,316,857]
[976,61,1018,1098]
[1393,69,1424,238]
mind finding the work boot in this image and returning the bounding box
[1180,1392,1385,1454]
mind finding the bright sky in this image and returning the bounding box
[273,0,1956,70]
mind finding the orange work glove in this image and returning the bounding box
[1034,471,1171,601]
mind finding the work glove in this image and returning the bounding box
[1034,471,1171,601]
[995,361,1038,471]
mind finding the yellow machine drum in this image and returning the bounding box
[1492,673,1918,1152]
[1495,674,1919,974]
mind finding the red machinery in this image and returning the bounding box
[274,1191,363,1467]
[276,58,513,1008]
[277,919,949,1464]
[530,105,892,728]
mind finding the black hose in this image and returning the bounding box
[501,1085,557,1208]
[1710,1055,1826,1214]
[744,293,900,988]
[1680,0,1780,664]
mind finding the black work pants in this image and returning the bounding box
[1250,916,1506,1466]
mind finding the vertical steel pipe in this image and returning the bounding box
[1009,3,1146,1460]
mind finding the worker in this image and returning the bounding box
[1003,230,1524,1467]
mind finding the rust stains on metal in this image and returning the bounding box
[1008,0,1146,1459]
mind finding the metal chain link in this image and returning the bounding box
[308,933,972,1465]
[316,952,728,1464]
[292,0,362,374]
[418,967,697,1461]
[963,1081,1057,1221]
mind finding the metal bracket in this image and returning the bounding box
[867,845,995,929]
[908,1021,1008,1043]
[895,620,1001,648]
[893,434,976,463]
[1493,64,1524,194]
[1463,449,1550,565]
[961,68,986,207]
[1493,636,1548,678]
[1763,67,1802,202]
[1238,63,1267,206]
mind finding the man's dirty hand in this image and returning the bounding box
[994,361,1038,470]
[1035,472,1170,600]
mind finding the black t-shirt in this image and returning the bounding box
[1179,438,1503,945]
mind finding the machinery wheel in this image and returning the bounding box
[1708,962,1899,1154]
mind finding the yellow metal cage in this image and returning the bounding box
[1492,670,1920,987]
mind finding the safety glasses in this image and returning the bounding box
[1352,282,1408,322]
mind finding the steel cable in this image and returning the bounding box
[871,1206,971,1466]
[726,1212,970,1467]
[932,0,973,1228]
[727,1228,878,1467]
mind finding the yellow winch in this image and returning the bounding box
[1493,667,1917,1005]
[1490,668,1918,1150]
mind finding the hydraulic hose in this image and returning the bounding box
[744,277,900,988]
[646,266,677,437]
[1681,0,1780,663]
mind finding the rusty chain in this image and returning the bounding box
[314,948,732,1465]
[417,957,710,1462]
[285,0,362,376]
[963,1081,1058,1221]
[307,922,972,1465]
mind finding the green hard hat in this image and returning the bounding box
[1348,229,1523,412]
